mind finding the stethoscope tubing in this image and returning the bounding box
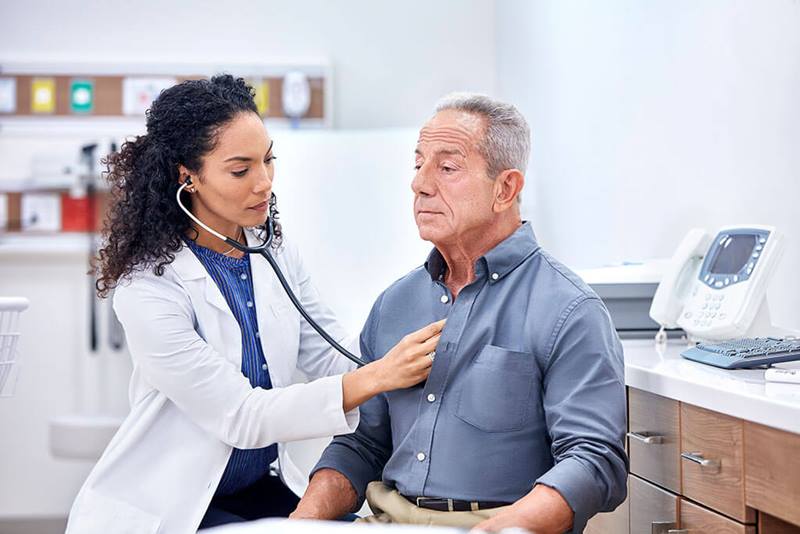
[176,181,366,367]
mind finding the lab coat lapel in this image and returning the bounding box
[170,244,240,364]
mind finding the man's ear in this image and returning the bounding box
[492,169,525,212]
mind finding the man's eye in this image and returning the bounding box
[232,169,248,177]
[414,164,422,170]
[442,166,455,173]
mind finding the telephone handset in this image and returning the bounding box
[650,228,711,329]
[650,225,783,342]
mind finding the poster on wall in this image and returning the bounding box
[31,77,56,114]
[70,79,94,114]
[122,77,177,116]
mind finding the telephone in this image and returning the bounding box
[649,225,783,341]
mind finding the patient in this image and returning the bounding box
[291,94,628,534]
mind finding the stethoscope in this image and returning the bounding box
[176,179,366,367]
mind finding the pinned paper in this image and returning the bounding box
[0,194,7,229]
[122,77,176,115]
[70,79,94,113]
[31,78,56,114]
[252,79,270,116]
[0,78,16,113]
[21,193,61,232]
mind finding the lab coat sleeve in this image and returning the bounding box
[310,293,393,507]
[534,297,629,534]
[113,274,359,450]
[283,240,360,379]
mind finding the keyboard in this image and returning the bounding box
[681,337,800,369]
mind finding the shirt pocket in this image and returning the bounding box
[454,344,537,433]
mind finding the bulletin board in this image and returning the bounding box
[0,62,332,128]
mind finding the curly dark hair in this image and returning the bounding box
[94,74,282,297]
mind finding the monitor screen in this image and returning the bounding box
[709,234,757,274]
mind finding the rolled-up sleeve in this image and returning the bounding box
[311,293,393,507]
[535,297,628,533]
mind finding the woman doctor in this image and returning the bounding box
[66,75,443,533]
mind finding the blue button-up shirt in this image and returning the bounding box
[314,222,627,532]
[186,239,278,497]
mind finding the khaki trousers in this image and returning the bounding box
[358,482,511,528]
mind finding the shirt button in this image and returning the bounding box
[246,301,254,308]
[262,363,268,371]
[255,331,261,338]
[440,295,449,304]
[240,273,248,280]
[491,272,499,280]
[417,452,426,462]
[427,394,436,403]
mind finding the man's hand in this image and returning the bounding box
[471,484,573,534]
[290,469,359,520]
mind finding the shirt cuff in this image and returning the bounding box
[535,457,602,534]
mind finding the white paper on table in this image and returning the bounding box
[122,77,177,116]
[21,193,61,231]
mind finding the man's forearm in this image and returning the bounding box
[290,468,359,520]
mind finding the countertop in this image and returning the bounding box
[623,338,800,434]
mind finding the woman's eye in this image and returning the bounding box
[232,169,248,177]
[265,155,277,165]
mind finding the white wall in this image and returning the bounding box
[0,0,495,129]
[496,0,800,329]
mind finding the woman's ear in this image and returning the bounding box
[178,165,196,192]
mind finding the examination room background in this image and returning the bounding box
[1,0,799,529]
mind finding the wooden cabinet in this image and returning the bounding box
[680,403,755,523]
[758,513,800,534]
[745,422,800,527]
[629,475,678,534]
[679,498,756,534]
[615,388,800,534]
[628,388,681,493]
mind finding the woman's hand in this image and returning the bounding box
[341,319,445,412]
[370,319,446,391]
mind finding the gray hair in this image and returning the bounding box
[434,92,531,179]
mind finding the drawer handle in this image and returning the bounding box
[681,451,721,473]
[651,521,687,534]
[628,431,664,445]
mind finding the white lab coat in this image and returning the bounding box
[66,230,359,534]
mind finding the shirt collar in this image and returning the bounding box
[424,221,540,284]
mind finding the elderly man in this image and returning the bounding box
[291,94,627,533]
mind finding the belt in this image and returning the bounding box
[402,495,510,512]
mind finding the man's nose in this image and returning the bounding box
[411,163,435,197]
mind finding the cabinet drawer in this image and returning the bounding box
[628,387,680,493]
[680,403,754,523]
[744,422,800,527]
[629,474,678,534]
[679,499,755,534]
[758,512,800,534]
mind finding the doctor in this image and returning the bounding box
[66,75,443,533]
